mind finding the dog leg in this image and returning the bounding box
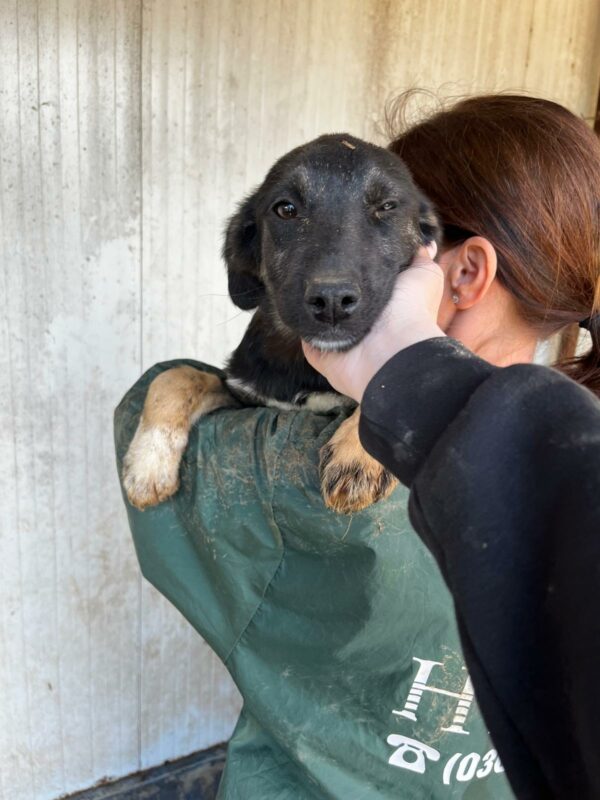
[123,367,235,510]
[320,407,398,514]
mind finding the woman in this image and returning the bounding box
[305,94,600,799]
[116,94,599,800]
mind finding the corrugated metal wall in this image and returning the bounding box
[1,1,598,797]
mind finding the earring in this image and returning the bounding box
[452,293,460,304]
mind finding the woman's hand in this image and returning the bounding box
[302,244,445,402]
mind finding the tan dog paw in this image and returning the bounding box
[319,410,398,514]
[122,366,235,510]
[122,423,188,510]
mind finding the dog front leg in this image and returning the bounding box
[320,407,398,514]
[122,367,235,510]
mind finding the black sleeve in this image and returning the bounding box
[359,337,600,800]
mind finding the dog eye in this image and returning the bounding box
[273,201,298,219]
[378,200,397,212]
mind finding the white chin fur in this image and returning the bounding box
[308,337,356,352]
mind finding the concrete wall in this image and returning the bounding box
[1,1,598,797]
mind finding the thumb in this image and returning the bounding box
[301,341,324,369]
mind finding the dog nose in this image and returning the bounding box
[304,281,362,324]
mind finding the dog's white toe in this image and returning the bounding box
[122,423,188,510]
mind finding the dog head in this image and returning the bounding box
[223,134,440,351]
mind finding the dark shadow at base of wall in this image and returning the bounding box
[62,743,226,800]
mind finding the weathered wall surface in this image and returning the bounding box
[1,1,598,797]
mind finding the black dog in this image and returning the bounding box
[123,134,439,513]
[224,134,439,406]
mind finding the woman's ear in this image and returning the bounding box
[447,236,498,308]
[222,191,264,310]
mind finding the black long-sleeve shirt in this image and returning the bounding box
[359,337,600,800]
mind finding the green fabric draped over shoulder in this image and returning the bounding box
[114,360,514,800]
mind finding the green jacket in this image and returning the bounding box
[115,360,513,800]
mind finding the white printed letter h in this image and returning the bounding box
[393,657,474,735]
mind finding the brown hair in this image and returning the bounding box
[387,93,600,396]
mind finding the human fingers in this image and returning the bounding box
[301,341,364,399]
[387,244,445,320]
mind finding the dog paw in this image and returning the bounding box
[319,440,398,515]
[122,422,188,510]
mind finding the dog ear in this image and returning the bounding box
[417,198,442,248]
[223,193,264,310]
